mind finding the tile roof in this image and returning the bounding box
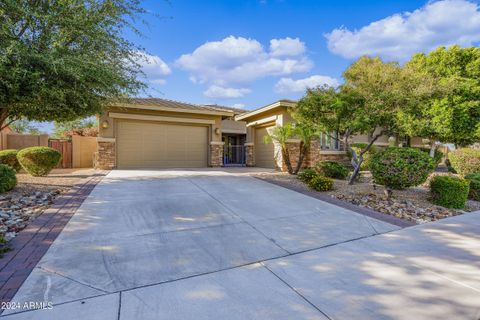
[124,98,245,114]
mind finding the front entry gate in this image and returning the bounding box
[223,145,246,166]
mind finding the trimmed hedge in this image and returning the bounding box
[0,164,17,193]
[0,149,21,172]
[465,173,480,201]
[448,148,480,177]
[298,168,317,183]
[370,147,435,190]
[418,147,444,166]
[347,143,377,170]
[17,147,62,177]
[430,175,469,209]
[308,175,334,191]
[315,161,349,179]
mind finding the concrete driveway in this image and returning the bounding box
[3,170,480,319]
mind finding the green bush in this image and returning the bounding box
[298,168,317,183]
[0,164,17,193]
[347,143,377,170]
[418,147,444,166]
[0,149,21,172]
[430,175,469,208]
[370,147,435,190]
[465,173,480,201]
[315,161,349,179]
[448,148,480,177]
[17,147,62,177]
[308,175,334,191]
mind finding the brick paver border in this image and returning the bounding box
[255,176,415,228]
[0,171,108,303]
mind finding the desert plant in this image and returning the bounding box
[315,161,349,179]
[0,149,21,172]
[430,175,470,208]
[0,237,10,257]
[370,147,435,198]
[308,175,334,191]
[17,147,61,177]
[448,148,480,177]
[348,143,377,170]
[0,164,17,193]
[298,168,317,183]
[465,173,480,201]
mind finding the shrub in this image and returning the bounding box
[0,149,21,172]
[298,168,317,183]
[448,148,480,177]
[17,147,61,176]
[370,147,435,190]
[465,173,480,201]
[0,237,10,257]
[0,164,17,193]
[418,147,444,166]
[430,175,469,208]
[315,161,349,179]
[347,143,377,170]
[308,175,334,191]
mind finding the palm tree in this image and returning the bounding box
[264,124,295,174]
[264,123,317,174]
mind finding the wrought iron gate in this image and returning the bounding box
[223,145,246,166]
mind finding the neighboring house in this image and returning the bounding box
[94,98,429,170]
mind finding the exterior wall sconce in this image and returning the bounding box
[101,120,110,129]
[214,127,220,135]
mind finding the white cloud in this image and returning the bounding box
[204,85,251,98]
[269,37,306,57]
[275,75,339,93]
[135,52,171,84]
[176,36,313,89]
[325,0,480,60]
[231,103,245,108]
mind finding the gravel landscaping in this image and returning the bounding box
[0,169,97,241]
[255,171,480,224]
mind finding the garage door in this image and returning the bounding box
[117,120,208,169]
[255,126,276,168]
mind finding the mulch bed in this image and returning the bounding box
[254,171,479,225]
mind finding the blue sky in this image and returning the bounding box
[35,0,480,132]
[129,0,480,110]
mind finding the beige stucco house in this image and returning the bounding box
[94,97,428,170]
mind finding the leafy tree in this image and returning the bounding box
[52,118,97,138]
[8,118,41,134]
[400,46,480,148]
[0,0,147,130]
[295,56,434,184]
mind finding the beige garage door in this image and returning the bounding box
[117,120,208,169]
[255,126,276,168]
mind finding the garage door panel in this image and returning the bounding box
[255,126,276,169]
[117,120,208,169]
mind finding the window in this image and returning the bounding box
[319,132,343,150]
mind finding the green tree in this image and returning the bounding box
[400,46,480,148]
[52,118,96,138]
[8,118,41,134]
[0,0,147,130]
[295,56,434,184]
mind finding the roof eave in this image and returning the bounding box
[110,103,234,117]
[235,100,296,121]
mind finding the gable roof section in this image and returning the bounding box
[235,99,297,121]
[113,98,239,117]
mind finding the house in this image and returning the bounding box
[95,98,245,169]
[94,98,428,170]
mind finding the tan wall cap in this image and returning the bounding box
[210,141,225,145]
[97,137,116,143]
[244,142,254,146]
